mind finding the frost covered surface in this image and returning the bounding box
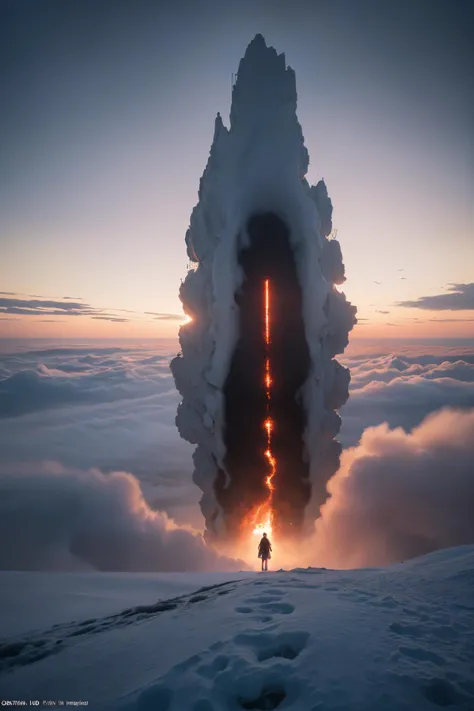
[171,35,356,538]
[0,571,250,637]
[1,546,473,710]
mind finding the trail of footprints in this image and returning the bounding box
[235,587,295,621]
[135,582,310,711]
[0,577,309,710]
[0,580,240,674]
[4,574,473,709]
[386,602,474,707]
[333,582,474,708]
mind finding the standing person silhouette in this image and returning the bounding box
[257,532,272,571]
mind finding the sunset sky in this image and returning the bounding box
[1,0,473,339]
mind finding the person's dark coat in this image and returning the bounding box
[258,536,272,560]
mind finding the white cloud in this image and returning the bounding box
[0,345,199,529]
[0,462,244,572]
[0,348,173,417]
[310,408,474,568]
[339,353,474,446]
[2,341,474,570]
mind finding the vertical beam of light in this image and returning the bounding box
[265,277,270,346]
[251,278,276,538]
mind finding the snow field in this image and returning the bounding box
[1,546,473,710]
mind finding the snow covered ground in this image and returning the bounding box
[0,571,252,637]
[1,546,473,710]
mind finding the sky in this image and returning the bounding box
[1,0,473,339]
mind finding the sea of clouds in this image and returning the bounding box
[0,337,473,571]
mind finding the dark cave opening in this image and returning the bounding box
[216,212,311,538]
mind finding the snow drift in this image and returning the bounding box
[171,35,356,542]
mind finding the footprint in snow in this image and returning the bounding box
[235,600,294,618]
[234,629,309,662]
[262,602,295,615]
[401,607,429,621]
[423,677,470,707]
[130,628,310,711]
[0,581,239,673]
[398,645,446,667]
[389,621,425,639]
[244,595,285,604]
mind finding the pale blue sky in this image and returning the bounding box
[1,0,472,337]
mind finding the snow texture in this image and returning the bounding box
[171,35,356,539]
[0,571,250,637]
[1,546,473,710]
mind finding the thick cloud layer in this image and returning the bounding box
[339,352,474,446]
[0,462,244,572]
[0,345,175,417]
[0,343,199,531]
[2,339,474,570]
[311,408,474,568]
[0,358,171,418]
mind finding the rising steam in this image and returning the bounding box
[171,35,356,544]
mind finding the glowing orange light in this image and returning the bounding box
[265,278,270,345]
[244,278,278,542]
[265,358,272,389]
[252,519,273,536]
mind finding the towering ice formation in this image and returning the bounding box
[171,35,356,542]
